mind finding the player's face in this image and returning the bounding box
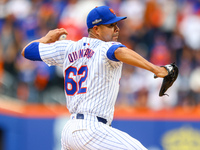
[98,23,120,42]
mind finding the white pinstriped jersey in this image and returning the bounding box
[39,37,123,124]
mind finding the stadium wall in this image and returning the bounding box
[0,99,200,150]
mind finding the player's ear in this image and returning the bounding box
[93,25,100,35]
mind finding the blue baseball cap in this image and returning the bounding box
[87,6,127,29]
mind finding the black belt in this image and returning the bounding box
[76,113,107,124]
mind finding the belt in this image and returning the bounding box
[76,113,108,124]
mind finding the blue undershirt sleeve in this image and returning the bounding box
[106,44,126,61]
[24,42,42,61]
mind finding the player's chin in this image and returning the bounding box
[112,36,118,41]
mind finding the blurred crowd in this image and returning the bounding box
[0,0,200,110]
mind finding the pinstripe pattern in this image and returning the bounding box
[39,37,147,150]
[40,38,122,123]
[61,117,147,150]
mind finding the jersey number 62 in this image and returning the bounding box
[64,66,88,96]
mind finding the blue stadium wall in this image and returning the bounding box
[0,104,200,150]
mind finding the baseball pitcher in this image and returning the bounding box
[21,6,178,150]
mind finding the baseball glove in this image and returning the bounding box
[155,63,179,96]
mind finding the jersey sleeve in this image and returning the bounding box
[106,42,126,61]
[39,40,70,67]
[24,42,42,61]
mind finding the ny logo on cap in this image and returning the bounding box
[109,8,115,15]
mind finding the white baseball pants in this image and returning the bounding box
[61,114,148,150]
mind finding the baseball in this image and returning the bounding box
[59,34,67,40]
